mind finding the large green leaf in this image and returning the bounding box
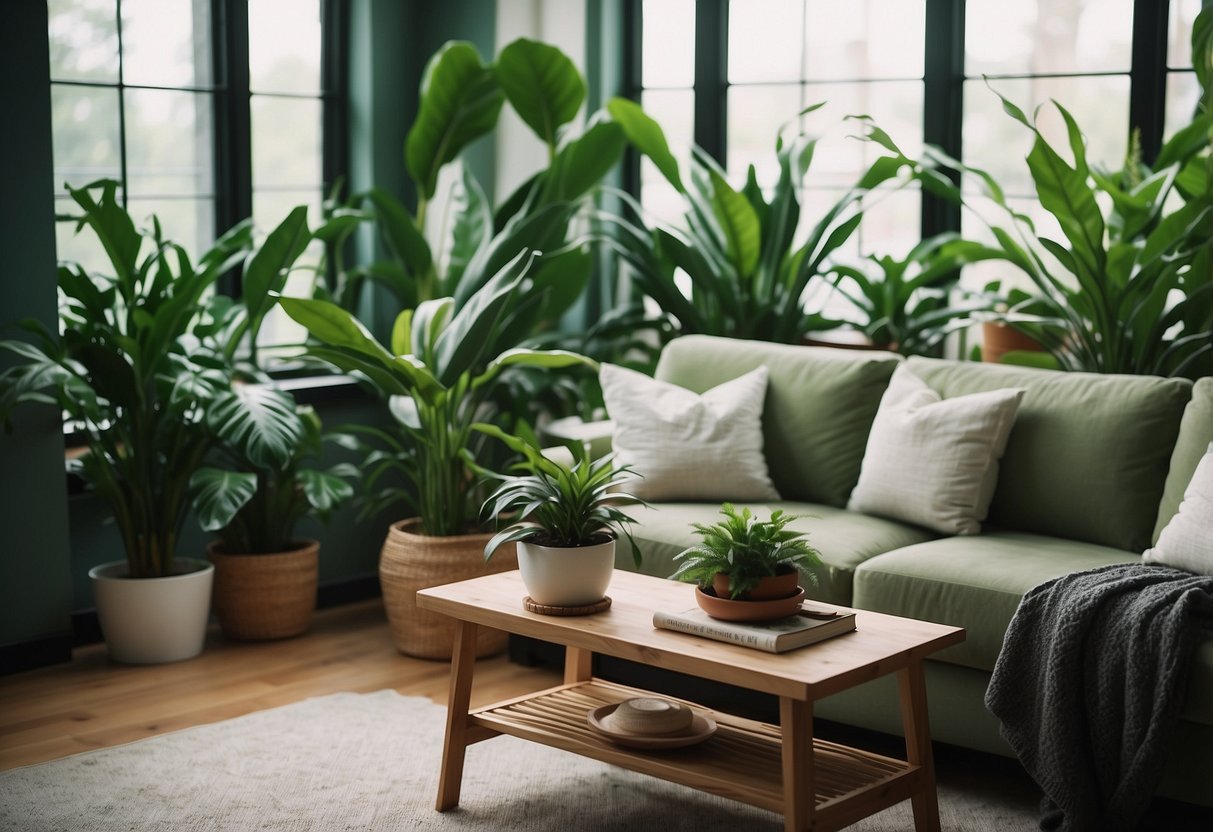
[405,41,505,200]
[496,38,585,150]
[299,468,356,516]
[445,165,492,293]
[207,385,303,469]
[708,169,760,279]
[366,188,432,279]
[190,467,257,532]
[539,114,626,204]
[607,97,685,192]
[242,205,310,341]
[279,296,393,360]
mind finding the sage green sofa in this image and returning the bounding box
[600,334,1213,807]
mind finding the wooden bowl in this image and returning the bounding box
[694,585,805,622]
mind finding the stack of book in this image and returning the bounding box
[653,605,857,653]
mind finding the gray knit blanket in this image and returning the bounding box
[985,563,1213,832]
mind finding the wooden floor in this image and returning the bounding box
[0,599,561,771]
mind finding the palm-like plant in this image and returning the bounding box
[280,248,598,537]
[0,183,246,576]
[827,232,997,356]
[601,101,946,344]
[475,423,644,563]
[671,504,822,600]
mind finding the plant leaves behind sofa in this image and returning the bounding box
[607,334,1213,807]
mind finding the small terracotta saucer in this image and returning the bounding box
[587,701,717,750]
[695,585,806,622]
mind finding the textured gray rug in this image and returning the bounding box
[0,690,1043,831]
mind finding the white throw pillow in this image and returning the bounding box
[847,365,1024,535]
[1145,445,1213,575]
[599,363,780,502]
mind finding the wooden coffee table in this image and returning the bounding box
[417,570,964,832]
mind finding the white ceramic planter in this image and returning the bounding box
[517,538,616,606]
[89,558,214,664]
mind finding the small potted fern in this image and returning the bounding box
[672,504,822,620]
[478,424,644,608]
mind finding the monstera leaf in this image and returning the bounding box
[190,467,258,532]
[206,385,303,469]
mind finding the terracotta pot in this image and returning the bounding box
[379,519,518,660]
[208,539,319,641]
[711,568,799,601]
[695,585,806,622]
[981,321,1045,364]
[89,558,213,664]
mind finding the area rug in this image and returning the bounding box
[0,690,1041,831]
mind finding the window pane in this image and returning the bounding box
[248,0,322,94]
[805,0,925,81]
[121,0,213,87]
[729,0,804,84]
[125,90,214,197]
[50,85,122,196]
[963,76,1131,197]
[1165,72,1202,138]
[48,0,118,83]
[640,90,694,225]
[55,196,113,274]
[643,0,696,88]
[253,193,323,350]
[1169,0,1202,69]
[855,187,921,256]
[727,84,803,185]
[252,96,323,188]
[125,197,216,259]
[964,0,1132,76]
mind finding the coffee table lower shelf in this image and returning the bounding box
[470,679,922,825]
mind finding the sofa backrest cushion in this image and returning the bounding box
[1154,378,1213,544]
[655,335,901,506]
[905,357,1191,552]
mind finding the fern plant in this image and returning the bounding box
[671,504,822,599]
[476,424,645,564]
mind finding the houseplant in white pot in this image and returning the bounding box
[0,181,262,662]
[192,387,357,640]
[477,424,644,607]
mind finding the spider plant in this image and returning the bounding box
[474,423,645,564]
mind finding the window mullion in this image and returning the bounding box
[115,0,129,208]
[1130,0,1171,165]
[213,0,251,296]
[922,0,964,240]
[693,0,728,167]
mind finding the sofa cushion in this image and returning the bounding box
[852,532,1138,672]
[848,365,1024,535]
[1155,378,1213,543]
[905,357,1191,552]
[655,336,901,507]
[600,363,779,501]
[1146,445,1213,575]
[614,501,936,606]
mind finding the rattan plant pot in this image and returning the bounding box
[379,518,518,660]
[208,539,319,641]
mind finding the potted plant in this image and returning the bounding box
[476,424,644,608]
[671,504,822,621]
[825,232,997,356]
[280,248,598,658]
[0,181,257,663]
[191,387,357,640]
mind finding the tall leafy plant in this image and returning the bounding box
[0,184,243,576]
[601,101,945,344]
[279,248,598,537]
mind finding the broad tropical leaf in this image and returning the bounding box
[207,385,303,469]
[190,467,257,532]
[496,38,585,150]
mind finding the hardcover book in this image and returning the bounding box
[652,605,857,653]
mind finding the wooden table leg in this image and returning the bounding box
[564,645,592,684]
[436,621,478,811]
[898,662,941,832]
[780,696,815,832]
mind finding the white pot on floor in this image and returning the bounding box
[517,538,616,606]
[89,558,214,663]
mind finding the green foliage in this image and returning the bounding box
[191,391,357,554]
[280,249,599,537]
[604,104,947,344]
[942,85,1213,376]
[474,424,645,564]
[0,182,250,577]
[827,233,998,355]
[670,504,822,600]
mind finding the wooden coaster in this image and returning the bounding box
[523,596,612,616]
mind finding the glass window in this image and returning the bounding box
[1165,0,1202,137]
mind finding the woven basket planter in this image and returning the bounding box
[379,519,518,660]
[208,539,319,641]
